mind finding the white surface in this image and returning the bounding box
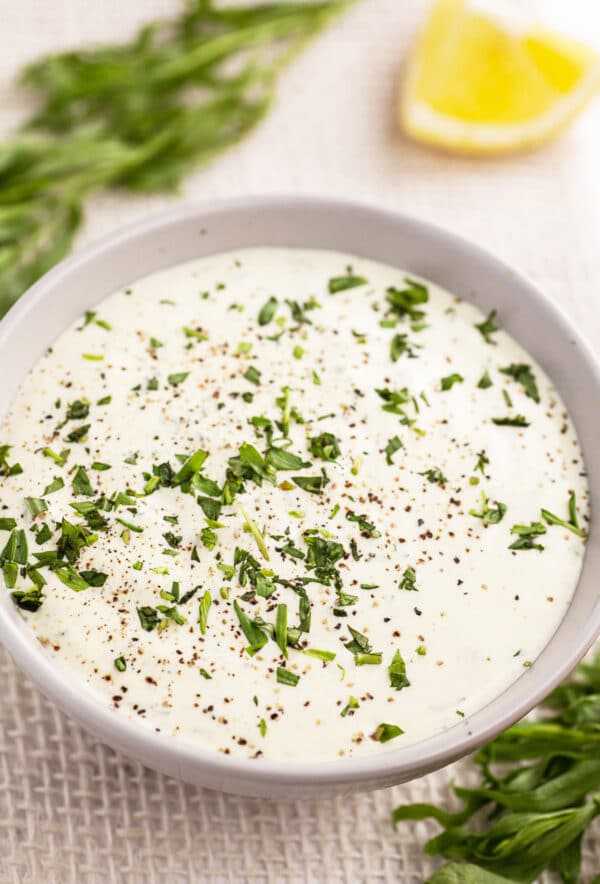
[1,0,600,881]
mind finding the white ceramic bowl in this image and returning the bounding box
[1,197,599,799]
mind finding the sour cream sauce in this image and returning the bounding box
[0,249,588,762]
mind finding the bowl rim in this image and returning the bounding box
[1,193,599,789]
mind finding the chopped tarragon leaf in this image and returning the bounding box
[492,415,529,427]
[475,310,499,345]
[97,395,112,406]
[276,667,300,686]
[259,718,267,736]
[198,590,211,635]
[292,345,304,359]
[346,510,381,538]
[258,296,278,325]
[341,696,360,717]
[386,278,428,319]
[344,626,380,661]
[168,372,189,386]
[25,497,48,516]
[308,432,341,462]
[541,491,587,539]
[390,333,420,362]
[1,528,28,588]
[399,567,418,591]
[389,649,411,691]
[371,723,404,743]
[72,466,94,496]
[33,523,51,545]
[116,517,143,533]
[469,493,507,525]
[80,569,107,587]
[233,600,268,656]
[441,373,464,391]
[64,400,90,422]
[328,272,368,293]
[149,337,163,348]
[66,424,90,443]
[384,435,403,465]
[275,604,288,658]
[419,467,447,485]
[91,462,111,471]
[199,668,212,680]
[42,446,70,467]
[238,504,269,561]
[114,656,126,672]
[183,326,208,341]
[54,564,90,592]
[303,648,336,662]
[137,606,160,632]
[0,445,22,477]
[200,527,217,550]
[376,387,411,419]
[147,377,159,391]
[312,370,321,385]
[509,521,547,551]
[243,365,261,385]
[0,518,17,531]
[83,353,104,361]
[478,369,493,389]
[475,450,489,474]
[11,587,45,612]
[500,363,540,403]
[266,447,310,471]
[292,472,329,495]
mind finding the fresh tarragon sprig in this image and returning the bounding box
[0,0,354,316]
[393,653,600,883]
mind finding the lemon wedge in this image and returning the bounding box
[400,0,600,154]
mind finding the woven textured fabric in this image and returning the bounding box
[2,0,600,881]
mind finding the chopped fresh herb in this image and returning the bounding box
[168,372,189,386]
[308,432,341,462]
[303,648,336,662]
[371,723,404,743]
[82,353,104,361]
[509,521,547,551]
[258,296,278,325]
[276,667,300,686]
[390,333,420,362]
[42,447,69,466]
[341,696,360,717]
[116,517,143,533]
[469,493,507,525]
[475,310,499,345]
[441,373,464,391]
[91,462,111,471]
[384,435,403,465]
[478,369,493,389]
[542,491,586,539]
[275,604,288,658]
[0,518,17,531]
[355,652,383,666]
[475,450,489,474]
[389,649,410,691]
[147,377,159,391]
[233,600,268,656]
[137,606,160,632]
[419,467,447,485]
[500,363,540,403]
[292,344,304,359]
[243,365,261,385]
[328,272,367,293]
[11,586,45,612]
[399,567,418,592]
[200,527,217,550]
[54,564,90,592]
[66,424,90,443]
[33,522,51,545]
[25,497,48,516]
[72,466,94,496]
[266,446,310,471]
[344,625,377,657]
[198,590,211,635]
[292,472,329,495]
[199,668,212,680]
[79,569,107,587]
[492,415,530,427]
[97,395,112,406]
[114,656,126,672]
[385,279,428,321]
[345,510,381,538]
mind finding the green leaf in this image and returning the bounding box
[328,273,367,293]
[389,649,410,691]
[500,363,540,404]
[71,466,94,496]
[198,590,211,635]
[168,372,189,387]
[258,296,278,325]
[275,603,288,657]
[441,373,463,391]
[426,863,515,884]
[475,310,499,345]
[276,666,300,686]
[371,723,403,743]
[308,432,341,462]
[233,600,268,656]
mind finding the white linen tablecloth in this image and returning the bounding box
[1,1,599,880]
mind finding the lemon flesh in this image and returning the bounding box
[401,0,600,154]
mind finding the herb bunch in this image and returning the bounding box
[393,654,600,883]
[0,0,353,316]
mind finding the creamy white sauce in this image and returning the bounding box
[0,248,588,762]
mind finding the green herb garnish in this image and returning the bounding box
[371,723,404,743]
[509,521,547,551]
[384,436,403,465]
[469,493,507,525]
[492,415,530,427]
[328,272,367,293]
[276,667,300,686]
[475,310,499,345]
[542,491,586,539]
[389,649,410,691]
[198,590,211,635]
[441,373,464,391]
[399,567,418,592]
[308,432,341,462]
[500,363,540,403]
